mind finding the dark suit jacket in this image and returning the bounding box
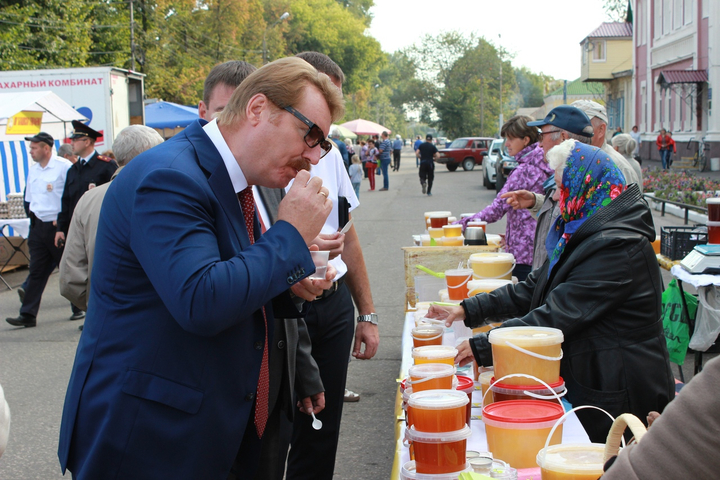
[256,186,323,417]
[57,120,315,479]
[57,150,117,234]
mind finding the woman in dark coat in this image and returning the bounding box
[428,141,674,443]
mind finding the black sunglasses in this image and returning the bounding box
[283,106,332,158]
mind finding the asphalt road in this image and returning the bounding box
[0,147,712,478]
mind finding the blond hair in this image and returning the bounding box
[217,57,344,126]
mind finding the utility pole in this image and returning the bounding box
[129,0,135,71]
[262,12,289,64]
[498,34,503,135]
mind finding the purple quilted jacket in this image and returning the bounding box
[461,143,553,266]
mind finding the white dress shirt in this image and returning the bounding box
[24,156,72,222]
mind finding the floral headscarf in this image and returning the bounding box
[545,142,626,277]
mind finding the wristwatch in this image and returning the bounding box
[357,313,378,325]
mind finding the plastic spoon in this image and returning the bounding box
[416,265,445,278]
[310,411,322,430]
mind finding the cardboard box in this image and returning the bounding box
[0,236,30,266]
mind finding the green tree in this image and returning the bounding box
[604,0,629,22]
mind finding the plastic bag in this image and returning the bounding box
[688,286,720,351]
[661,279,696,365]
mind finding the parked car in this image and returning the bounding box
[435,137,493,172]
[483,139,505,189]
[495,150,518,193]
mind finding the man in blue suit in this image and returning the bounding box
[58,57,345,479]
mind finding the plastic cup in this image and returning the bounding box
[408,363,455,392]
[440,236,464,247]
[412,345,458,366]
[488,327,564,386]
[428,227,444,239]
[443,224,463,237]
[445,268,473,300]
[478,370,494,406]
[309,250,330,279]
[430,215,450,228]
[708,221,720,245]
[407,390,469,432]
[411,326,444,348]
[420,234,431,246]
[425,211,452,227]
[405,426,472,474]
[708,198,720,222]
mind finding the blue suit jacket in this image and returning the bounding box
[58,120,314,479]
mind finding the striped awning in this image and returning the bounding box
[657,70,708,85]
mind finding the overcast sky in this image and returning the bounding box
[367,0,613,81]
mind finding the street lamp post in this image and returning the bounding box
[262,12,289,64]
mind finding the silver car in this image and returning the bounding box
[482,139,504,189]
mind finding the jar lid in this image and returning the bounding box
[404,425,472,443]
[536,444,606,473]
[408,363,455,378]
[487,326,564,346]
[400,460,471,479]
[707,198,720,204]
[467,279,513,290]
[490,377,565,393]
[482,400,564,424]
[455,375,475,393]
[411,325,444,336]
[407,389,468,410]
[412,345,458,360]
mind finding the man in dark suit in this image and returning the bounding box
[55,120,117,320]
[195,60,325,480]
[58,57,345,479]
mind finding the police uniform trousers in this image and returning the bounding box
[285,281,355,480]
[21,219,65,317]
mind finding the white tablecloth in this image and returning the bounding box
[397,312,590,472]
[671,264,720,287]
[1,218,31,238]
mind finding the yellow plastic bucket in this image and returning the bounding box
[468,253,515,280]
[488,327,563,386]
[536,444,605,480]
[467,279,513,297]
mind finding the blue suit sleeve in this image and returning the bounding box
[130,168,314,336]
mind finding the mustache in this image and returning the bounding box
[290,158,311,172]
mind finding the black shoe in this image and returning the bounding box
[17,287,25,303]
[6,314,36,328]
[78,324,83,331]
[69,311,86,321]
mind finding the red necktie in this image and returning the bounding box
[237,187,269,438]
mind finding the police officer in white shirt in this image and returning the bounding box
[6,132,72,328]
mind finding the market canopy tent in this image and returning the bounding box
[329,124,357,140]
[0,91,87,203]
[339,118,391,136]
[144,101,199,129]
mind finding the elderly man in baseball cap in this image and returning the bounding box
[571,100,639,187]
[501,105,596,270]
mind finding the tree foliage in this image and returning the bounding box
[604,0,628,22]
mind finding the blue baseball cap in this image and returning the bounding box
[528,105,594,137]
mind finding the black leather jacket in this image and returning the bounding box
[462,184,674,442]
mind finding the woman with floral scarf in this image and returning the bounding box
[428,140,674,443]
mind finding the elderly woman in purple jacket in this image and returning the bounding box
[459,115,553,280]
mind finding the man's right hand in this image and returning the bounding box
[54,231,65,248]
[278,170,331,244]
[500,190,536,210]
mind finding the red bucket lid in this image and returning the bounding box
[455,375,474,392]
[401,378,408,391]
[482,400,564,424]
[490,377,564,391]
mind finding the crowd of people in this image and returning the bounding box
[2,46,717,477]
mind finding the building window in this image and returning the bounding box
[684,0,693,24]
[654,0,662,39]
[592,40,606,61]
[663,0,672,35]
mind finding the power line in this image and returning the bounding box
[0,18,124,29]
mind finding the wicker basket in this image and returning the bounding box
[603,413,648,463]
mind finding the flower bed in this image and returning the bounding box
[643,168,720,209]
